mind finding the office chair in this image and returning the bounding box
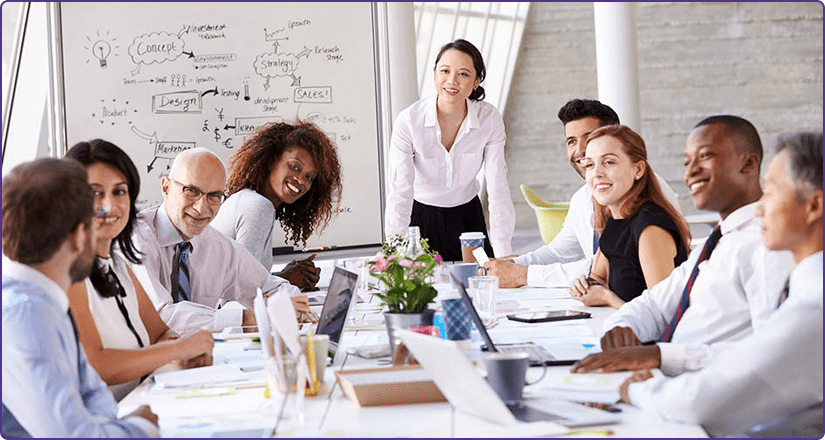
[519,184,570,244]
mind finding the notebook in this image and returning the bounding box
[450,273,585,366]
[398,329,620,428]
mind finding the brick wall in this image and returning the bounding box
[503,2,823,229]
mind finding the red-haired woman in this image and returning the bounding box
[212,119,342,290]
[569,125,690,308]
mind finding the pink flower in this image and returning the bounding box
[399,259,413,268]
[434,254,443,263]
[372,256,389,272]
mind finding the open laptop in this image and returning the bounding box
[398,329,620,428]
[450,273,585,367]
[313,266,359,363]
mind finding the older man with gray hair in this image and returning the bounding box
[133,148,309,334]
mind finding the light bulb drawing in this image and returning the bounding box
[92,40,112,68]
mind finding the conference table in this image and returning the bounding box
[118,260,709,438]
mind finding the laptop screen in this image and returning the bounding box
[315,266,358,358]
[450,273,499,353]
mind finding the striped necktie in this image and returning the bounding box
[171,241,193,303]
[659,225,723,342]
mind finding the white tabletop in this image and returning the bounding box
[119,266,709,438]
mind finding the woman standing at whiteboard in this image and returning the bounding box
[212,119,343,290]
[386,39,515,261]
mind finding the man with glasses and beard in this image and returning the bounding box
[2,158,158,437]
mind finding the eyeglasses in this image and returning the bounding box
[168,177,226,205]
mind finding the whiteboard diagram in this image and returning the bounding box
[54,2,385,252]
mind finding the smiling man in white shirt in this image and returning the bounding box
[618,131,823,437]
[570,115,794,376]
[133,148,308,335]
[485,99,680,288]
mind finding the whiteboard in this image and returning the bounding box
[52,2,385,252]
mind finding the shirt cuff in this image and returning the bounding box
[125,416,159,437]
[525,265,568,288]
[214,302,244,332]
[656,342,686,377]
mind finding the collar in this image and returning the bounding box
[719,202,758,235]
[2,256,69,313]
[423,94,479,130]
[791,251,823,286]
[97,256,115,274]
[155,203,187,248]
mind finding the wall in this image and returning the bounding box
[504,2,823,229]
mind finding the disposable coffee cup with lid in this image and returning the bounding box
[459,232,486,263]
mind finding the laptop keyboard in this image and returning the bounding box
[507,402,569,423]
[497,344,553,364]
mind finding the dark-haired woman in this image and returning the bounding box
[66,139,214,401]
[385,38,515,261]
[569,125,690,308]
[212,119,343,290]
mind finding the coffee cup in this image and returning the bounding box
[450,262,486,289]
[459,232,486,263]
[483,352,547,403]
[442,298,472,341]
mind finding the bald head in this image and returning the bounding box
[162,148,227,239]
[169,147,226,182]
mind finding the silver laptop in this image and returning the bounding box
[314,266,359,362]
[398,329,620,428]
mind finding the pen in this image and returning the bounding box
[212,337,226,342]
[564,429,614,436]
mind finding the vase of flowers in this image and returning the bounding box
[370,229,443,354]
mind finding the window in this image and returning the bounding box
[414,2,530,113]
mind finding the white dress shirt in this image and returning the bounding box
[627,252,823,437]
[603,203,795,376]
[514,174,680,287]
[132,204,299,334]
[385,94,515,257]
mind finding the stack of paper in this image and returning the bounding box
[532,370,634,404]
[153,364,254,389]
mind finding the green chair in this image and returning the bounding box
[520,184,570,244]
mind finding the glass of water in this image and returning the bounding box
[468,275,498,321]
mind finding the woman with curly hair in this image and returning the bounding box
[212,119,342,290]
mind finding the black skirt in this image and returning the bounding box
[410,196,494,262]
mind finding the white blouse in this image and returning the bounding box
[84,251,151,401]
[386,95,515,257]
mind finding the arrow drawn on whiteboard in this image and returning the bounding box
[147,157,159,173]
[182,50,195,59]
[131,126,159,145]
[297,46,311,59]
[269,36,288,51]
[177,25,190,39]
[201,87,218,97]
